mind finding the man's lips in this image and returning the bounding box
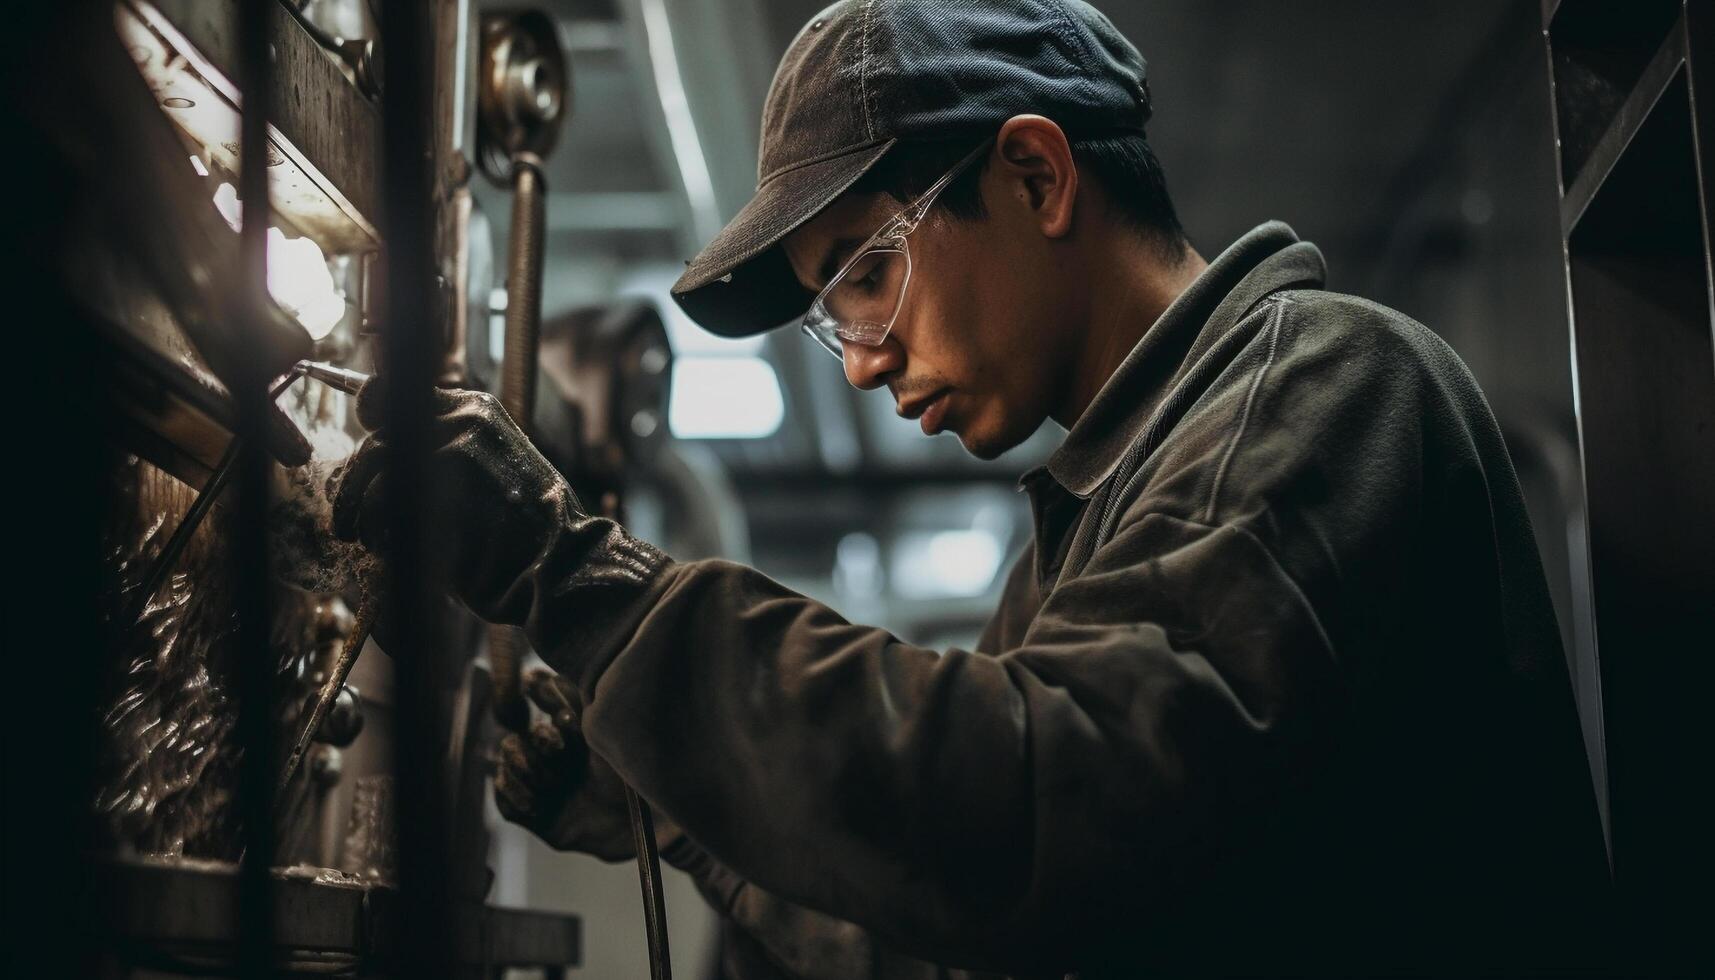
[898,388,952,434]
[919,391,951,435]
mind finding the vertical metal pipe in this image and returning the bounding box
[234,0,277,974]
[380,0,453,974]
[490,155,548,734]
[499,156,546,427]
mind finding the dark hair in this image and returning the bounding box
[850,129,1189,261]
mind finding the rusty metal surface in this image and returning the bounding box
[96,390,365,859]
[95,455,294,857]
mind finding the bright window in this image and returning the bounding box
[668,356,785,440]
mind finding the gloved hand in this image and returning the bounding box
[329,382,665,628]
[494,668,677,861]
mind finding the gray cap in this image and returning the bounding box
[670,0,1151,337]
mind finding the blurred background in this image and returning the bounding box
[483,1,1594,974]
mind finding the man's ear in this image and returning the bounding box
[993,115,1078,240]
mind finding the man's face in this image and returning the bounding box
[783,175,1074,459]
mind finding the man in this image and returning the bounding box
[335,1,1609,975]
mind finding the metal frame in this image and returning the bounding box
[374,2,456,975]
[1543,0,1715,970]
[143,0,383,248]
[96,856,581,975]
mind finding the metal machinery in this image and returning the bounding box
[2,1,669,975]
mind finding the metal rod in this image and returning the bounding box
[127,439,241,627]
[234,0,278,973]
[127,371,303,631]
[596,491,674,980]
[489,156,549,734]
[499,156,546,427]
[298,360,372,396]
[275,575,380,804]
[627,787,674,980]
[380,0,453,971]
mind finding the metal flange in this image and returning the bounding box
[476,9,569,184]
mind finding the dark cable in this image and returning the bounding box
[627,787,674,980]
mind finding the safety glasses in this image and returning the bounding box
[800,141,990,359]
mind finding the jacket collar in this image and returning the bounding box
[1037,221,1327,499]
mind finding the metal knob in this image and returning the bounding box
[505,56,562,126]
[477,10,569,183]
[314,684,366,747]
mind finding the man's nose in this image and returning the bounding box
[842,335,905,390]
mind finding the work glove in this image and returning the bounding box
[329,381,666,629]
[494,668,677,861]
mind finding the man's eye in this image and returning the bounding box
[845,253,889,292]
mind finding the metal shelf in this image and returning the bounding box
[1559,13,1687,233]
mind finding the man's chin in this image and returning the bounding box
[955,425,1015,461]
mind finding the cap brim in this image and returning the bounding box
[671,139,896,338]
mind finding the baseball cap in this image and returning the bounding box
[670,0,1151,337]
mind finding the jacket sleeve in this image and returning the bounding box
[974,541,1040,654]
[663,543,1037,980]
[660,835,1009,980]
[514,500,1341,973]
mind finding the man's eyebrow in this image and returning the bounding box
[815,237,863,290]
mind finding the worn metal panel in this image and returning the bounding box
[147,0,381,242]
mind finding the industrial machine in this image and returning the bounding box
[8,1,673,974]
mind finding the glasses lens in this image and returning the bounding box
[803,247,910,358]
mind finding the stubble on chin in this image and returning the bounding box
[957,426,1009,461]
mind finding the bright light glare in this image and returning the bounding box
[891,529,1004,599]
[267,228,346,340]
[209,182,345,340]
[668,357,784,439]
[213,182,242,231]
